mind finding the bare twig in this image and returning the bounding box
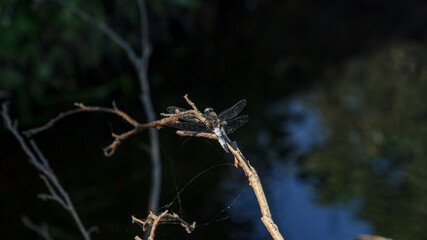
[132,210,195,240]
[137,0,152,68]
[21,215,54,240]
[48,0,140,68]
[39,0,162,213]
[163,96,285,240]
[24,102,139,137]
[25,102,179,157]
[38,175,68,209]
[183,94,200,112]
[175,131,217,140]
[227,142,283,240]
[133,0,161,212]
[1,102,96,240]
[103,115,176,157]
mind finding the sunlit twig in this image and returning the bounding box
[163,95,285,240]
[132,210,195,240]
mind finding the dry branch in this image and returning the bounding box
[39,0,162,213]
[132,210,195,240]
[23,102,179,157]
[21,216,54,240]
[227,142,283,240]
[162,95,285,240]
[6,93,285,240]
[23,95,219,158]
[24,102,139,137]
[1,103,96,240]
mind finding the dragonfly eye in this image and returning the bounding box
[204,107,213,114]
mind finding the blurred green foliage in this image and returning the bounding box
[0,0,202,125]
[301,42,427,239]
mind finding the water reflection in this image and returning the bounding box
[221,98,371,240]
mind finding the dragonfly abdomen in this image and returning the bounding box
[214,127,229,152]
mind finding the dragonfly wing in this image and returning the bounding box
[223,115,249,134]
[165,121,210,132]
[218,99,247,120]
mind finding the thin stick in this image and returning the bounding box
[43,0,162,213]
[175,131,217,140]
[24,102,138,137]
[133,5,161,213]
[164,96,285,240]
[25,102,179,157]
[227,142,284,240]
[132,210,195,240]
[21,215,54,240]
[137,0,152,68]
[1,103,96,240]
[50,0,140,69]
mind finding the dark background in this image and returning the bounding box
[1,0,427,239]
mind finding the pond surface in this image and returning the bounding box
[222,98,372,240]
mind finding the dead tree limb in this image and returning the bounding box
[46,0,140,68]
[227,143,284,240]
[38,0,162,213]
[24,102,179,157]
[1,103,97,240]
[162,95,285,240]
[21,216,54,240]
[24,102,139,137]
[10,93,284,239]
[132,210,195,240]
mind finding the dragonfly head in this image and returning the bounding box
[204,107,214,114]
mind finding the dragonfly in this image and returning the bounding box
[165,99,249,152]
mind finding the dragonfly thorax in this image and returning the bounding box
[202,107,221,129]
[204,107,214,114]
[165,99,249,151]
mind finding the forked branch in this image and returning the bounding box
[37,0,161,213]
[21,216,54,240]
[1,102,97,240]
[132,210,195,240]
[23,102,179,157]
[8,94,285,240]
[162,95,285,240]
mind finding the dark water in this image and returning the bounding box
[222,98,372,240]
